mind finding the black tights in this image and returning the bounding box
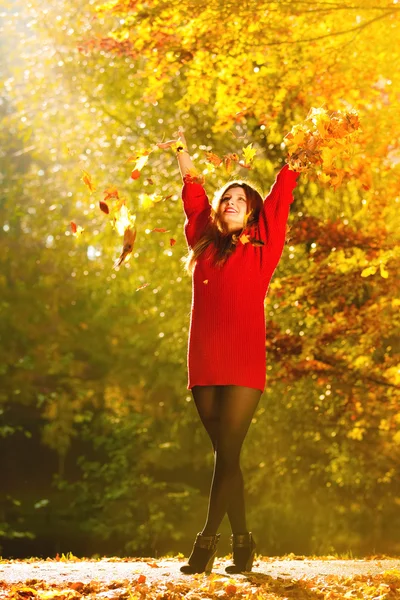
[192,385,261,536]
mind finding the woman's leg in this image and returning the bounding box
[192,386,250,533]
[196,385,261,536]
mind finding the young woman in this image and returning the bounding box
[158,129,300,575]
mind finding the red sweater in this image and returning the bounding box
[182,164,300,392]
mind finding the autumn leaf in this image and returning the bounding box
[184,168,205,185]
[81,169,96,193]
[70,221,84,236]
[136,283,149,291]
[205,151,223,167]
[126,150,151,171]
[99,200,109,214]
[151,227,169,233]
[361,265,377,277]
[113,226,137,269]
[136,574,146,584]
[380,263,389,278]
[239,233,250,244]
[131,169,141,180]
[140,193,163,209]
[112,204,136,237]
[170,238,176,246]
[103,186,119,201]
[242,143,256,166]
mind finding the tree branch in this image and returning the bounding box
[266,9,396,46]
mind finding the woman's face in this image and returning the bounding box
[218,186,248,231]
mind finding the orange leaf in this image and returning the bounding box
[239,233,250,244]
[131,169,141,180]
[99,200,109,214]
[70,221,84,237]
[226,584,237,595]
[146,561,160,568]
[104,186,119,201]
[136,574,146,584]
[170,238,176,246]
[113,226,137,269]
[203,279,209,284]
[81,169,95,193]
[205,151,223,167]
[151,227,169,233]
[136,283,149,291]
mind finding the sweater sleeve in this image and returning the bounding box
[181,181,212,248]
[257,164,300,252]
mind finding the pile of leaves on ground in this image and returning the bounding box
[1,555,399,600]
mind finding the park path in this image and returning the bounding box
[0,556,399,584]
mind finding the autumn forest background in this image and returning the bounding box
[1,0,399,560]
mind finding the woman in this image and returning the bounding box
[158,128,300,575]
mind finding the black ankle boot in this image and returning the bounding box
[225,532,256,574]
[180,532,220,575]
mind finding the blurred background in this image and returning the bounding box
[0,0,399,559]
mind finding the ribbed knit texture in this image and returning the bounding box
[182,164,300,392]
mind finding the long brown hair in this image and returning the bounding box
[185,180,264,273]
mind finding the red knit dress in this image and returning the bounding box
[182,164,300,392]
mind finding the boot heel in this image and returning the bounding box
[204,550,217,575]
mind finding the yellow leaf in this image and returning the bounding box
[361,266,377,277]
[380,263,389,278]
[242,143,256,165]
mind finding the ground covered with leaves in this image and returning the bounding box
[1,555,400,599]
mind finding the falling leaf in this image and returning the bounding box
[81,169,95,193]
[239,233,250,244]
[205,151,223,167]
[140,193,163,209]
[203,279,209,284]
[170,238,176,246]
[146,178,155,185]
[242,143,256,166]
[70,221,84,236]
[151,227,169,233]
[99,200,109,214]
[113,226,137,269]
[103,186,119,201]
[131,169,141,180]
[146,561,160,568]
[136,283,150,291]
[113,204,136,236]
[126,149,152,176]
